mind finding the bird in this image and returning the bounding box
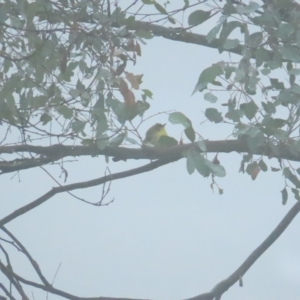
[143,123,168,146]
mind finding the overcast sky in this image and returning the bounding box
[1,2,300,300]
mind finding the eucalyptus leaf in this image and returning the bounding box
[169,112,192,128]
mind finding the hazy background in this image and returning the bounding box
[1,1,300,300]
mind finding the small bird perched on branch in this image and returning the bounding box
[143,123,178,147]
[143,123,167,146]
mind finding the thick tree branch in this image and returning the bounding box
[0,157,179,226]
[185,201,300,300]
[0,140,299,174]
[120,19,244,56]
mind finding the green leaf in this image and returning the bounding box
[188,148,210,177]
[259,159,268,172]
[291,188,300,201]
[278,45,300,62]
[240,101,258,120]
[281,187,288,205]
[204,92,218,103]
[219,21,243,51]
[283,167,300,188]
[197,141,207,152]
[255,47,271,68]
[262,101,276,114]
[69,88,80,98]
[125,137,139,145]
[96,115,108,136]
[223,39,239,50]
[157,135,178,147]
[186,150,195,175]
[236,2,260,14]
[184,126,195,142]
[72,119,86,133]
[205,108,223,123]
[142,89,153,100]
[96,134,109,150]
[169,112,192,128]
[136,30,153,39]
[277,23,294,40]
[168,17,176,24]
[81,139,94,146]
[40,113,52,125]
[205,159,226,177]
[57,106,73,119]
[247,32,263,48]
[246,132,265,152]
[222,2,237,15]
[270,78,285,90]
[224,66,235,79]
[109,133,125,147]
[154,3,167,14]
[288,68,300,75]
[206,23,222,43]
[183,0,189,9]
[192,63,224,94]
[188,10,211,26]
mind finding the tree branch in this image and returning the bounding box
[120,19,244,56]
[0,226,50,287]
[0,260,148,300]
[1,140,300,174]
[185,201,300,300]
[0,157,179,226]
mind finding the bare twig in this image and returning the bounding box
[0,157,179,226]
[0,226,50,287]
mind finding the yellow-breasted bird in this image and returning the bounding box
[143,123,168,146]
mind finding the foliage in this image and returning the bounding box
[2,0,300,299]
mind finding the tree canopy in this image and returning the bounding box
[1,1,300,300]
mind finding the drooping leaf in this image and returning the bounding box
[246,161,260,180]
[154,2,167,14]
[96,134,109,150]
[205,108,223,123]
[283,167,300,188]
[184,126,195,142]
[188,148,210,177]
[192,63,224,94]
[197,141,207,152]
[109,133,126,147]
[281,187,288,205]
[186,150,195,175]
[188,10,211,26]
[205,158,226,177]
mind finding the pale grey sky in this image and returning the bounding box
[1,2,300,300]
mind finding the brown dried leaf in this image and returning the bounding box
[119,78,135,105]
[251,165,260,180]
[125,72,143,89]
